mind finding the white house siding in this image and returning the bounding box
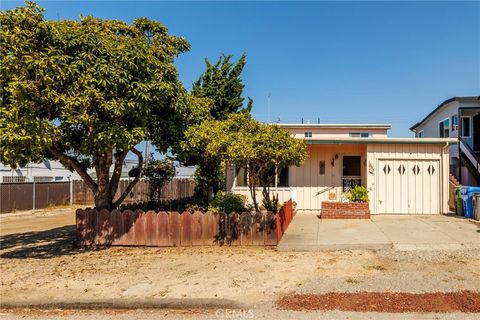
[230,144,368,212]
[366,143,449,214]
[414,101,460,140]
[229,143,450,215]
[0,160,81,183]
[287,127,389,139]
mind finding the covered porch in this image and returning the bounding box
[230,143,367,212]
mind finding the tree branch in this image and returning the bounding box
[49,147,97,192]
[109,149,129,199]
[113,147,143,207]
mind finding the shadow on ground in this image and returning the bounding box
[0,225,91,259]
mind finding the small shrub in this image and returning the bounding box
[261,189,280,213]
[347,186,369,202]
[208,192,247,214]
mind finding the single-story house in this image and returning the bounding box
[226,123,456,215]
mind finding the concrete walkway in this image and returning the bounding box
[277,213,480,251]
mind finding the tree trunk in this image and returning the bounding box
[249,185,259,212]
[94,152,113,210]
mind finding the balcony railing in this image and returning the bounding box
[342,177,361,192]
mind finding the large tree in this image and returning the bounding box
[0,2,208,209]
[179,54,252,200]
[184,113,307,211]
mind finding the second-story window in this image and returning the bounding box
[461,117,471,138]
[349,132,370,138]
[416,131,424,138]
[439,118,449,138]
[451,115,458,131]
[304,131,312,138]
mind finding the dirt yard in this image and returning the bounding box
[1,207,480,319]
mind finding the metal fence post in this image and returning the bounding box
[32,181,36,210]
[70,179,73,205]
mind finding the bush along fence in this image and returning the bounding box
[76,199,294,247]
[0,178,196,213]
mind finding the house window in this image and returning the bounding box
[461,117,471,137]
[277,167,289,187]
[55,176,64,181]
[2,176,28,183]
[261,167,276,187]
[235,167,247,187]
[304,131,312,138]
[416,130,424,138]
[319,160,326,175]
[451,115,458,131]
[439,118,449,138]
[349,132,369,138]
[34,176,53,182]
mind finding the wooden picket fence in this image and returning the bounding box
[76,199,294,247]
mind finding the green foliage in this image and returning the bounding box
[184,113,307,211]
[347,186,369,202]
[0,2,203,209]
[262,190,280,213]
[178,54,252,200]
[208,192,247,214]
[142,158,176,201]
[192,53,252,120]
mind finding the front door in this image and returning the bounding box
[473,114,480,152]
[342,156,361,191]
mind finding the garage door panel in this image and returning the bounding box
[414,161,424,213]
[377,160,387,213]
[399,161,408,213]
[376,159,440,214]
[407,161,417,213]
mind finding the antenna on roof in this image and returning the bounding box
[301,118,304,124]
[318,117,320,124]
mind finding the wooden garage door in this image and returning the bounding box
[377,159,440,214]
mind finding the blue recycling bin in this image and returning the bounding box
[460,187,480,218]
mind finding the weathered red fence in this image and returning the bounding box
[72,179,195,205]
[76,199,294,247]
[76,210,278,246]
[276,199,293,240]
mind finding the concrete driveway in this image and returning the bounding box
[277,213,480,251]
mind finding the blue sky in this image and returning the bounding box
[3,1,480,138]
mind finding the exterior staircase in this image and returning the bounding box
[459,138,480,185]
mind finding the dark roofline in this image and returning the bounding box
[410,96,480,131]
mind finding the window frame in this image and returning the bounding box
[438,118,450,138]
[304,131,312,138]
[233,165,290,188]
[451,114,458,131]
[349,132,370,138]
[461,116,471,138]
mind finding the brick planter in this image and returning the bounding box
[321,201,370,219]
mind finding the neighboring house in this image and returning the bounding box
[226,123,455,214]
[0,158,195,183]
[0,160,81,183]
[410,96,480,186]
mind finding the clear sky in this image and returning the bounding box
[2,1,480,137]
